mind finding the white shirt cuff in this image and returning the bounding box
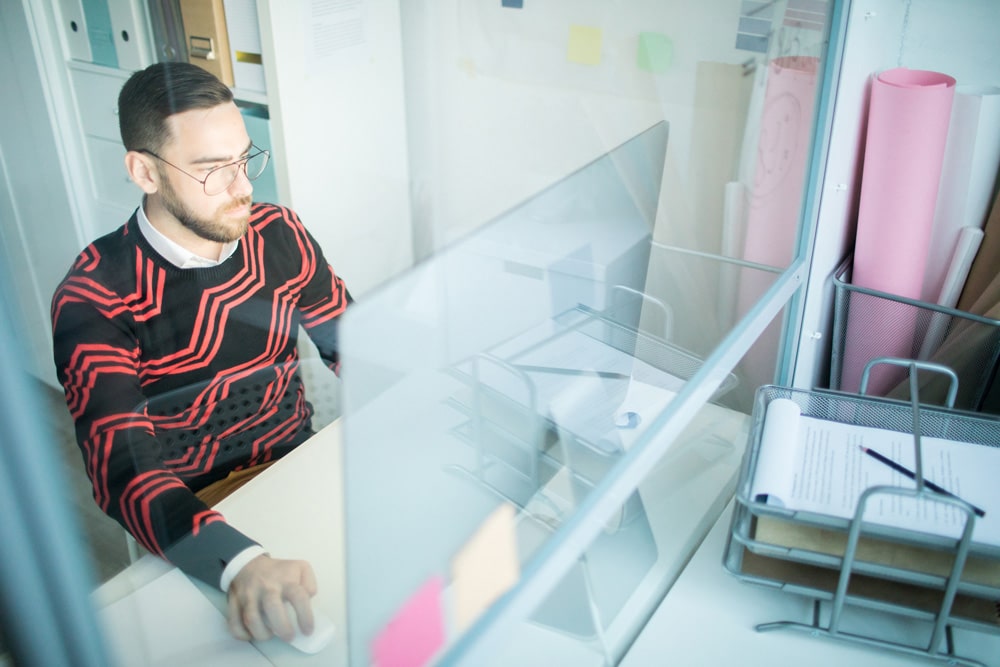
[220,545,269,592]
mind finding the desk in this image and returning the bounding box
[96,401,999,666]
[92,419,348,667]
[93,399,751,666]
[621,501,1000,667]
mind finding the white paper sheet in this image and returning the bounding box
[750,398,1000,546]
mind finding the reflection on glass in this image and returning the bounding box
[340,0,835,659]
[341,122,678,663]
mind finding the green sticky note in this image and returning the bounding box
[637,32,672,72]
[567,25,603,65]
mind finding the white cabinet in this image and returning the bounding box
[53,0,155,237]
[67,62,136,229]
[69,64,125,139]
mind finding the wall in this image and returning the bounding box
[257,0,414,298]
[398,0,760,259]
[397,0,826,387]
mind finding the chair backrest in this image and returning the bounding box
[298,355,342,431]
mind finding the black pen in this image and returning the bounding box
[859,445,986,518]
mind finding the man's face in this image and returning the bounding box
[155,102,254,243]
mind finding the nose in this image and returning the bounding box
[228,163,254,197]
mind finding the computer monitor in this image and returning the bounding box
[339,121,668,664]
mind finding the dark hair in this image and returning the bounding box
[118,62,234,152]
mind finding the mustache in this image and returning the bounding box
[230,195,252,209]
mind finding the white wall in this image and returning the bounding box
[398,0,757,260]
[257,0,414,297]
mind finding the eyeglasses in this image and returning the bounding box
[138,144,270,196]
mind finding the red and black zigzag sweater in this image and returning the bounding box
[51,202,351,587]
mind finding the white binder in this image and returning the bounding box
[57,0,93,63]
[107,0,154,71]
[223,0,267,95]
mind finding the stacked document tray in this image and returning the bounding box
[438,302,737,644]
[830,255,1000,412]
[724,380,1000,667]
[443,302,738,509]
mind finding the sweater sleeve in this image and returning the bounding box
[280,209,352,370]
[51,270,257,588]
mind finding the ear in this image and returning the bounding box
[124,151,160,195]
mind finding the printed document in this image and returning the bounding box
[749,398,1000,547]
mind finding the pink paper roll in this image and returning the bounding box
[840,68,956,395]
[737,56,819,389]
[743,56,821,270]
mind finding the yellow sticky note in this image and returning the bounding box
[567,25,602,65]
[451,503,520,632]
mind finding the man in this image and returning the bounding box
[51,62,350,643]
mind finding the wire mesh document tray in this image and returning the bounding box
[724,359,1000,666]
[443,301,738,509]
[830,255,1000,412]
[434,301,730,643]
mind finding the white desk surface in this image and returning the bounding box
[621,500,1000,667]
[487,400,751,666]
[93,402,1000,667]
[92,400,750,667]
[92,418,348,667]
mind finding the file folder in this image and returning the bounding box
[81,0,118,67]
[108,0,153,71]
[223,0,267,94]
[178,0,235,86]
[58,0,93,62]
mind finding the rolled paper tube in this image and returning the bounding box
[840,68,956,395]
[921,85,1000,303]
[737,55,819,389]
[917,226,984,361]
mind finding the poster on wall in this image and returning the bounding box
[303,0,373,76]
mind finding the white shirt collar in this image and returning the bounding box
[136,202,240,269]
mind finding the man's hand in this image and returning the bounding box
[227,554,318,642]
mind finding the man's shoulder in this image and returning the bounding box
[51,218,140,320]
[248,202,312,238]
[63,219,138,279]
[250,202,295,226]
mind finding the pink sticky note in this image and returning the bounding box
[371,576,446,667]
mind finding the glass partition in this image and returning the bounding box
[342,1,838,664]
[340,121,672,663]
[1,0,837,665]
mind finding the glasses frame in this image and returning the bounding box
[138,144,270,196]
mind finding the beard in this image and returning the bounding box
[159,174,252,243]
